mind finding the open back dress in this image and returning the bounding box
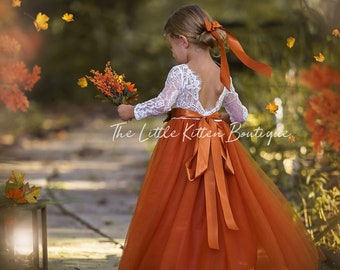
[118,64,319,270]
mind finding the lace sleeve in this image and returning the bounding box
[223,79,248,123]
[134,66,182,120]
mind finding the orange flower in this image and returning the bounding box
[126,82,137,92]
[85,61,138,105]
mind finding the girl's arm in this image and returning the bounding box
[222,78,248,124]
[117,66,182,121]
[117,104,135,121]
[220,113,231,125]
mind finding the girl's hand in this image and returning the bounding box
[221,113,231,125]
[117,104,135,121]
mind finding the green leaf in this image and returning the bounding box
[314,214,340,242]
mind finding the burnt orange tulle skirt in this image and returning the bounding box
[118,108,319,270]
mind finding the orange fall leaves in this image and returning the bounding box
[300,65,340,152]
[5,171,41,204]
[282,30,340,151]
[0,35,41,112]
[1,1,75,112]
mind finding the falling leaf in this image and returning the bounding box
[332,29,340,37]
[265,101,279,114]
[62,13,74,22]
[12,0,21,7]
[286,36,295,48]
[288,135,296,143]
[34,12,49,32]
[77,77,88,88]
[314,52,325,63]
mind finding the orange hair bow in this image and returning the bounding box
[204,20,272,90]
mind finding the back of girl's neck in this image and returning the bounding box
[187,56,218,74]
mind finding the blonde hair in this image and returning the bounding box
[164,5,226,49]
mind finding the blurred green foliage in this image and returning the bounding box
[1,0,339,267]
[6,0,313,104]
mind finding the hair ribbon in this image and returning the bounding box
[204,20,272,90]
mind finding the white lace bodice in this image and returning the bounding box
[134,64,248,123]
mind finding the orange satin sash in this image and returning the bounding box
[204,20,272,91]
[171,108,239,250]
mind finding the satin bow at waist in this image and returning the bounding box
[170,108,239,250]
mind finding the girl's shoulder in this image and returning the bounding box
[166,64,188,80]
[169,64,188,73]
[168,64,196,79]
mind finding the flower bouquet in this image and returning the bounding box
[79,61,138,106]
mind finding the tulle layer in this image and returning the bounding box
[118,109,319,270]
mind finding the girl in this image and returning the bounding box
[117,4,319,270]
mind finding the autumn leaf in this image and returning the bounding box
[314,52,325,63]
[77,77,88,88]
[6,189,26,204]
[0,35,21,55]
[0,35,41,112]
[300,64,340,92]
[34,12,49,31]
[5,171,26,198]
[332,29,340,37]
[288,135,296,143]
[62,13,74,22]
[12,0,21,7]
[286,36,295,48]
[24,186,42,203]
[301,65,340,152]
[7,170,25,187]
[265,100,278,114]
[4,171,42,204]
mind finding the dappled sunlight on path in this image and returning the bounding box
[0,114,160,269]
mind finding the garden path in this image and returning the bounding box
[0,113,160,270]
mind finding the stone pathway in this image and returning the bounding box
[0,114,161,269]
